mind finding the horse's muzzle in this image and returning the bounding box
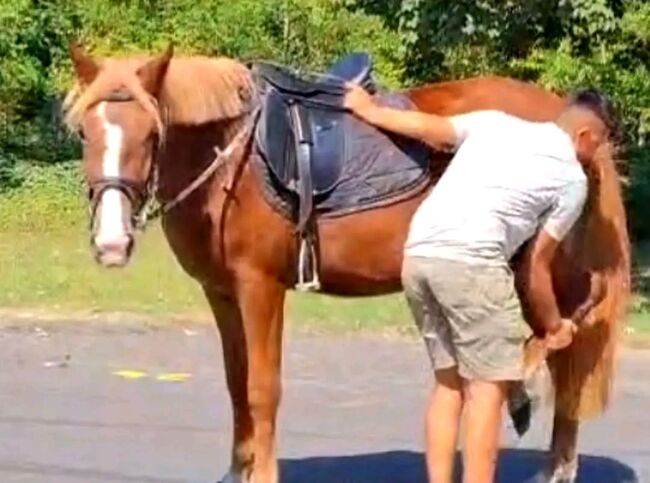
[92,233,134,268]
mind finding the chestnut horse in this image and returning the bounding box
[64,46,629,483]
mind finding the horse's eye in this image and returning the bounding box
[77,130,87,143]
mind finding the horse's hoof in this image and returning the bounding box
[547,459,578,483]
[219,471,246,483]
[548,477,576,483]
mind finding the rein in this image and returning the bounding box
[137,106,261,229]
[88,87,260,231]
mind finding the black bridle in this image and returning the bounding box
[88,176,151,231]
[85,88,260,233]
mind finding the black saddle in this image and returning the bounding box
[254,53,374,228]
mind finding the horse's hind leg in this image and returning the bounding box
[548,415,579,483]
[204,288,254,482]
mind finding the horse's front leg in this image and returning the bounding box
[203,288,254,482]
[548,415,579,483]
[236,273,286,483]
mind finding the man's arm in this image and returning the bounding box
[520,180,588,348]
[520,230,563,334]
[344,84,458,150]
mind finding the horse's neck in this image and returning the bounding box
[156,117,245,200]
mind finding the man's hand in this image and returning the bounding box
[344,83,376,118]
[545,318,577,351]
[523,318,577,379]
[343,82,458,150]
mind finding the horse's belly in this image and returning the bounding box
[316,194,423,296]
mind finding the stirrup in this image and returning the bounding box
[295,236,320,292]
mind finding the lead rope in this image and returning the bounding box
[136,107,260,230]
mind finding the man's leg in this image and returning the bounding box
[409,259,527,483]
[462,379,508,483]
[426,367,464,483]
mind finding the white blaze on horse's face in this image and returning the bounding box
[70,44,173,269]
[92,102,133,267]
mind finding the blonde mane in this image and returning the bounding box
[64,55,254,131]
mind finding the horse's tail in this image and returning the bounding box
[551,142,631,420]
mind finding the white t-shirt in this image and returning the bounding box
[405,110,588,264]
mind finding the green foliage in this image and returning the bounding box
[1,0,403,181]
[627,148,650,239]
[43,0,404,90]
[0,0,78,180]
[512,41,650,143]
[350,0,650,239]
[1,0,649,237]
[560,0,619,51]
[0,161,85,232]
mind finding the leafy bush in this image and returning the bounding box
[0,0,79,180]
[1,0,649,237]
[63,0,404,84]
[351,0,650,239]
[0,161,84,231]
[1,0,403,178]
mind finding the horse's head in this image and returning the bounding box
[68,44,173,267]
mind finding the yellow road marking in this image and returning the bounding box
[112,370,148,380]
[156,372,192,382]
[156,373,193,382]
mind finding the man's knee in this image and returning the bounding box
[463,379,508,404]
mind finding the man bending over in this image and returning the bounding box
[344,85,616,483]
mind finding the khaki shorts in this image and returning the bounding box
[402,256,530,381]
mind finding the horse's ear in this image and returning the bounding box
[137,44,174,96]
[70,43,100,85]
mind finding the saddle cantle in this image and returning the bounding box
[252,53,431,290]
[327,52,373,87]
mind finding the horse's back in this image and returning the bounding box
[408,76,566,121]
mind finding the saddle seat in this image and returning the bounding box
[256,52,373,106]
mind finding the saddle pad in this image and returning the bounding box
[252,92,432,219]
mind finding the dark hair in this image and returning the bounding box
[567,89,621,143]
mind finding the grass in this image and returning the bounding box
[0,224,412,332]
[628,242,650,342]
[0,162,413,332]
[0,226,410,330]
[0,162,648,340]
[0,162,205,316]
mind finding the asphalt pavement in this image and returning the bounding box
[0,318,647,483]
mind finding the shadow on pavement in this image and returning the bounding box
[281,449,639,483]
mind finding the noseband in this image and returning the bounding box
[88,176,149,230]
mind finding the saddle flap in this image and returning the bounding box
[256,90,297,187]
[256,84,346,195]
[306,107,347,192]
